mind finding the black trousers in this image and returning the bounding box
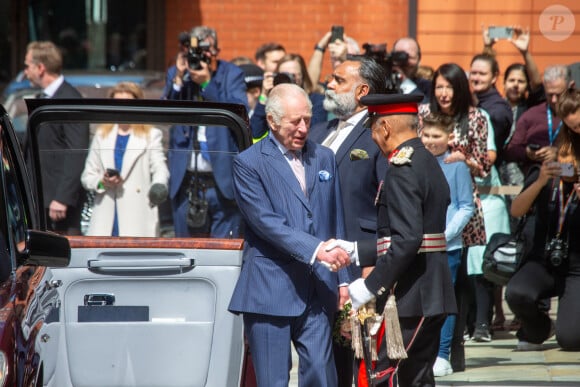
[450,248,474,371]
[367,315,445,387]
[505,258,580,349]
[333,339,355,387]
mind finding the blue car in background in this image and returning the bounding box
[1,70,165,142]
[2,70,166,99]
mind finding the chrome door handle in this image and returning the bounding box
[84,293,115,306]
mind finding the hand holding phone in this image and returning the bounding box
[106,168,120,177]
[527,143,541,151]
[488,26,514,40]
[560,162,575,177]
[330,25,344,42]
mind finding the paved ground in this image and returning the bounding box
[289,298,580,386]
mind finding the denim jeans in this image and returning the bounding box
[438,248,462,359]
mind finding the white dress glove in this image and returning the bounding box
[348,278,375,311]
[325,239,359,265]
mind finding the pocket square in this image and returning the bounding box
[350,149,369,160]
[319,170,332,181]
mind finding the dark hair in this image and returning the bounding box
[429,63,474,137]
[471,53,500,77]
[355,57,388,94]
[430,63,473,116]
[255,42,286,62]
[556,89,580,172]
[422,112,455,134]
[504,63,529,85]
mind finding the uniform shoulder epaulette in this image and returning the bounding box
[388,146,414,165]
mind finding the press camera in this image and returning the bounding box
[272,72,296,86]
[546,237,568,267]
[352,43,409,93]
[187,36,212,70]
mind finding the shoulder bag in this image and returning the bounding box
[482,216,529,286]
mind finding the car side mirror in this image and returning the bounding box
[18,230,71,267]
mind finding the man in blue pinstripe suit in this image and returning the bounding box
[228,83,352,387]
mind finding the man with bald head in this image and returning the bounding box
[393,37,431,99]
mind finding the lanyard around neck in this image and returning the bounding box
[557,179,577,236]
[547,106,562,145]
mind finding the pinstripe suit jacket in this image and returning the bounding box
[228,136,350,319]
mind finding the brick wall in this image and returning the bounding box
[164,0,579,87]
[165,0,410,83]
[418,0,580,85]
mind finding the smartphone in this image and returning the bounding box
[560,162,575,177]
[330,25,344,42]
[488,26,513,40]
[106,168,120,177]
[528,143,541,151]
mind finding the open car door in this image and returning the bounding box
[25,98,252,387]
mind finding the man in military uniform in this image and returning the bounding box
[333,93,456,387]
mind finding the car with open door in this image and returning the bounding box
[23,98,254,387]
[0,105,71,386]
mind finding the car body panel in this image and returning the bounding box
[22,98,252,386]
[0,105,71,386]
[45,238,244,387]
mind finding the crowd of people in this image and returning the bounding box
[18,22,580,387]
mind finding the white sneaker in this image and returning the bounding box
[516,340,543,351]
[433,356,453,377]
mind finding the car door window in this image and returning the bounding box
[0,121,30,280]
[28,99,250,239]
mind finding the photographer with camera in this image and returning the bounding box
[506,89,580,351]
[392,37,431,101]
[166,25,248,238]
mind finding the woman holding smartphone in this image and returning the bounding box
[506,89,580,351]
[81,82,169,237]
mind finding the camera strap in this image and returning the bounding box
[556,179,577,238]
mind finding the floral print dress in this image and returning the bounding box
[419,104,491,247]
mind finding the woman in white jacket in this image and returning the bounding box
[81,82,169,236]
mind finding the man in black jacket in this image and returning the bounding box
[333,93,456,387]
[24,41,89,234]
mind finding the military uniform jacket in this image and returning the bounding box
[358,137,457,318]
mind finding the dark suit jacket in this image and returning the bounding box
[358,137,456,318]
[167,60,248,200]
[228,137,351,319]
[37,80,89,210]
[309,116,387,241]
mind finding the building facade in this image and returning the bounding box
[1,1,578,92]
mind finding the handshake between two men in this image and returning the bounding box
[316,239,376,311]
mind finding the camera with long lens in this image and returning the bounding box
[187,36,212,70]
[546,238,568,267]
[272,72,296,86]
[350,43,409,93]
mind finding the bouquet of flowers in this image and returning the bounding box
[333,301,352,348]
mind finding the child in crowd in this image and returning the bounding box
[421,112,475,376]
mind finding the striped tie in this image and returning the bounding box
[288,150,306,195]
